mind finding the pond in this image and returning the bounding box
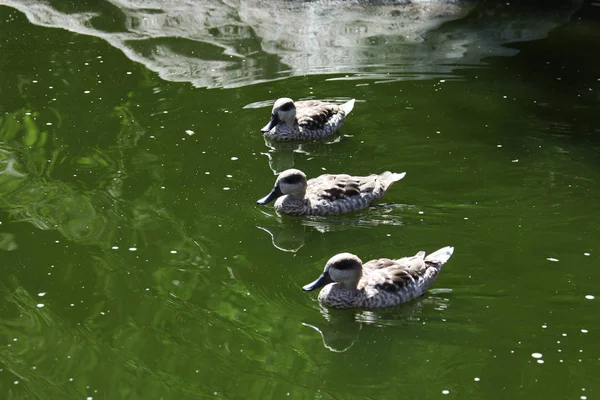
[0,1,599,399]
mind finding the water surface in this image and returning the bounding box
[0,1,599,399]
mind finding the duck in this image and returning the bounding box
[261,98,355,141]
[256,168,405,216]
[302,246,455,309]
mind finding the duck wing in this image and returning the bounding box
[361,253,429,291]
[295,100,339,128]
[307,174,379,201]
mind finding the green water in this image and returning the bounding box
[1,1,599,399]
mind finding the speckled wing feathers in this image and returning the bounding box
[263,98,353,141]
[295,101,340,129]
[307,174,379,201]
[312,247,453,309]
[361,255,434,292]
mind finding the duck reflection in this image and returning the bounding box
[256,215,306,253]
[261,133,345,174]
[302,311,362,353]
[302,291,452,352]
[256,203,407,252]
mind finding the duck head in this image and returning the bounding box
[257,169,307,205]
[303,253,363,292]
[261,98,297,132]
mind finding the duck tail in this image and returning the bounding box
[425,246,454,266]
[340,98,356,115]
[379,171,406,190]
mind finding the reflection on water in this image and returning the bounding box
[257,204,407,251]
[260,128,348,174]
[1,1,599,399]
[261,135,346,174]
[301,204,408,232]
[302,320,362,353]
[0,107,209,277]
[302,291,452,352]
[0,0,584,88]
[256,223,305,253]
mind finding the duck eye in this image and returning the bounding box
[284,175,304,185]
[334,260,357,270]
[279,103,294,112]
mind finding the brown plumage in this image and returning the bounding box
[302,247,455,309]
[256,169,406,216]
[261,98,355,141]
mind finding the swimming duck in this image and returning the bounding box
[256,169,406,216]
[303,246,455,309]
[261,98,355,141]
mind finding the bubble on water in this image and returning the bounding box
[584,253,590,256]
[231,157,238,161]
[546,257,559,262]
[585,295,594,300]
[223,187,230,191]
[537,359,544,364]
[442,390,450,395]
[531,353,543,359]
[474,377,480,382]
[581,329,588,333]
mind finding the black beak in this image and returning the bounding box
[261,114,279,133]
[256,185,284,205]
[302,271,334,292]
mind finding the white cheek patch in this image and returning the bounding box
[278,109,296,123]
[329,268,356,283]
